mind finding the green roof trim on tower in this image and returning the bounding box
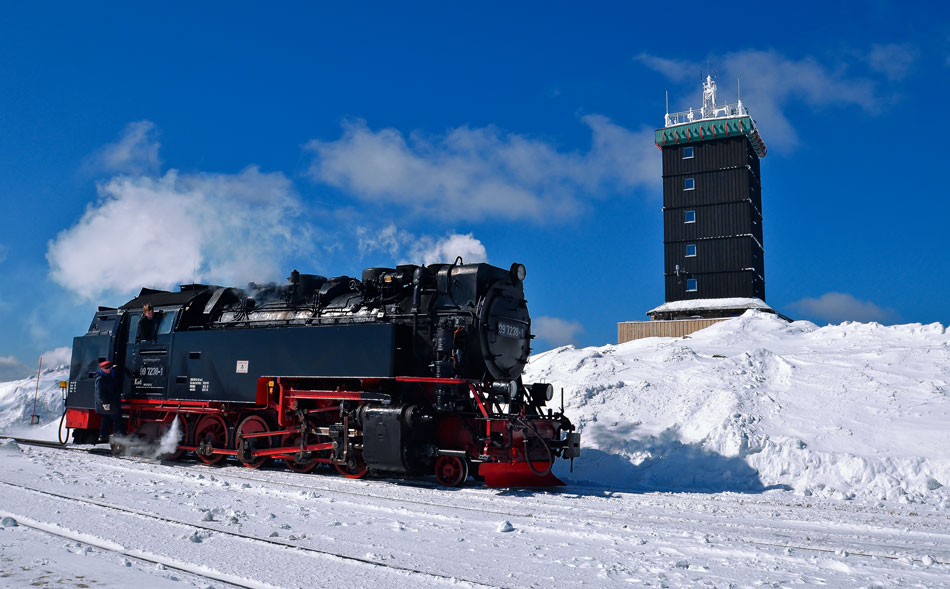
[655,115,767,158]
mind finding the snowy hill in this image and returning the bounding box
[0,365,68,439]
[527,311,950,506]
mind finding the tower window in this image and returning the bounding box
[684,177,695,190]
[686,244,697,257]
[684,210,696,223]
[686,278,698,292]
[683,146,694,159]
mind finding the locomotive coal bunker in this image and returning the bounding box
[64,260,580,487]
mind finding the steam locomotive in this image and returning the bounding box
[64,261,580,487]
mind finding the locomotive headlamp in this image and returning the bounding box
[491,380,518,402]
[530,382,554,405]
[509,263,526,282]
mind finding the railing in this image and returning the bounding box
[664,102,748,128]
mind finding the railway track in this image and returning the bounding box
[179,465,949,566]
[0,507,255,588]
[6,436,950,568]
[0,479,504,588]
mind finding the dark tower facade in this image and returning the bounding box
[655,76,767,303]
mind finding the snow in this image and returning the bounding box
[0,311,948,586]
[527,311,950,505]
[647,297,772,314]
[0,364,68,440]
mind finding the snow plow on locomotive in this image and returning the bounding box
[64,261,580,487]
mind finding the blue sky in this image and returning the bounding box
[1,2,949,379]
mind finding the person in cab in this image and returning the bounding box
[137,304,159,343]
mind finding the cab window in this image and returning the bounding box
[127,315,141,341]
[157,311,176,335]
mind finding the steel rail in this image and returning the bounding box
[0,479,508,588]
[6,436,949,567]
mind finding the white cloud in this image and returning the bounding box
[867,43,917,81]
[788,292,893,324]
[41,346,72,368]
[633,53,697,83]
[90,120,162,175]
[356,224,405,259]
[532,316,584,348]
[357,224,488,266]
[0,355,30,382]
[0,243,7,264]
[47,166,311,300]
[305,116,658,222]
[638,49,882,149]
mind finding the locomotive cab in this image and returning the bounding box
[67,308,122,413]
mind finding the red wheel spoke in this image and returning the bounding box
[434,456,468,487]
[281,431,321,473]
[334,454,368,479]
[194,415,228,465]
[236,416,271,469]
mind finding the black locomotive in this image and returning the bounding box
[65,260,580,486]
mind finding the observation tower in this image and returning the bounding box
[657,75,766,303]
[619,75,782,342]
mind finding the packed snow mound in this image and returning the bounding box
[648,296,772,314]
[0,365,69,439]
[526,311,950,505]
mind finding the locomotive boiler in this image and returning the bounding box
[64,260,580,487]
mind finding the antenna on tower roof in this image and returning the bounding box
[665,90,671,126]
[737,78,743,115]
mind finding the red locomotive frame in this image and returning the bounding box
[67,374,571,487]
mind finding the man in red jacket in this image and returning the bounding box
[95,360,126,443]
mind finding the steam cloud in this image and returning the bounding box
[357,224,488,266]
[47,167,310,300]
[110,415,183,460]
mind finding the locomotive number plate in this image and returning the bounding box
[497,321,525,339]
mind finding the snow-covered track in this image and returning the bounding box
[0,504,256,588]
[173,462,950,564]
[11,438,950,568]
[0,479,503,588]
[0,434,66,448]
[4,441,949,586]
[124,458,949,566]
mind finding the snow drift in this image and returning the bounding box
[527,311,950,505]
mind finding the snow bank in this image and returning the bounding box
[526,311,950,505]
[648,296,772,314]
